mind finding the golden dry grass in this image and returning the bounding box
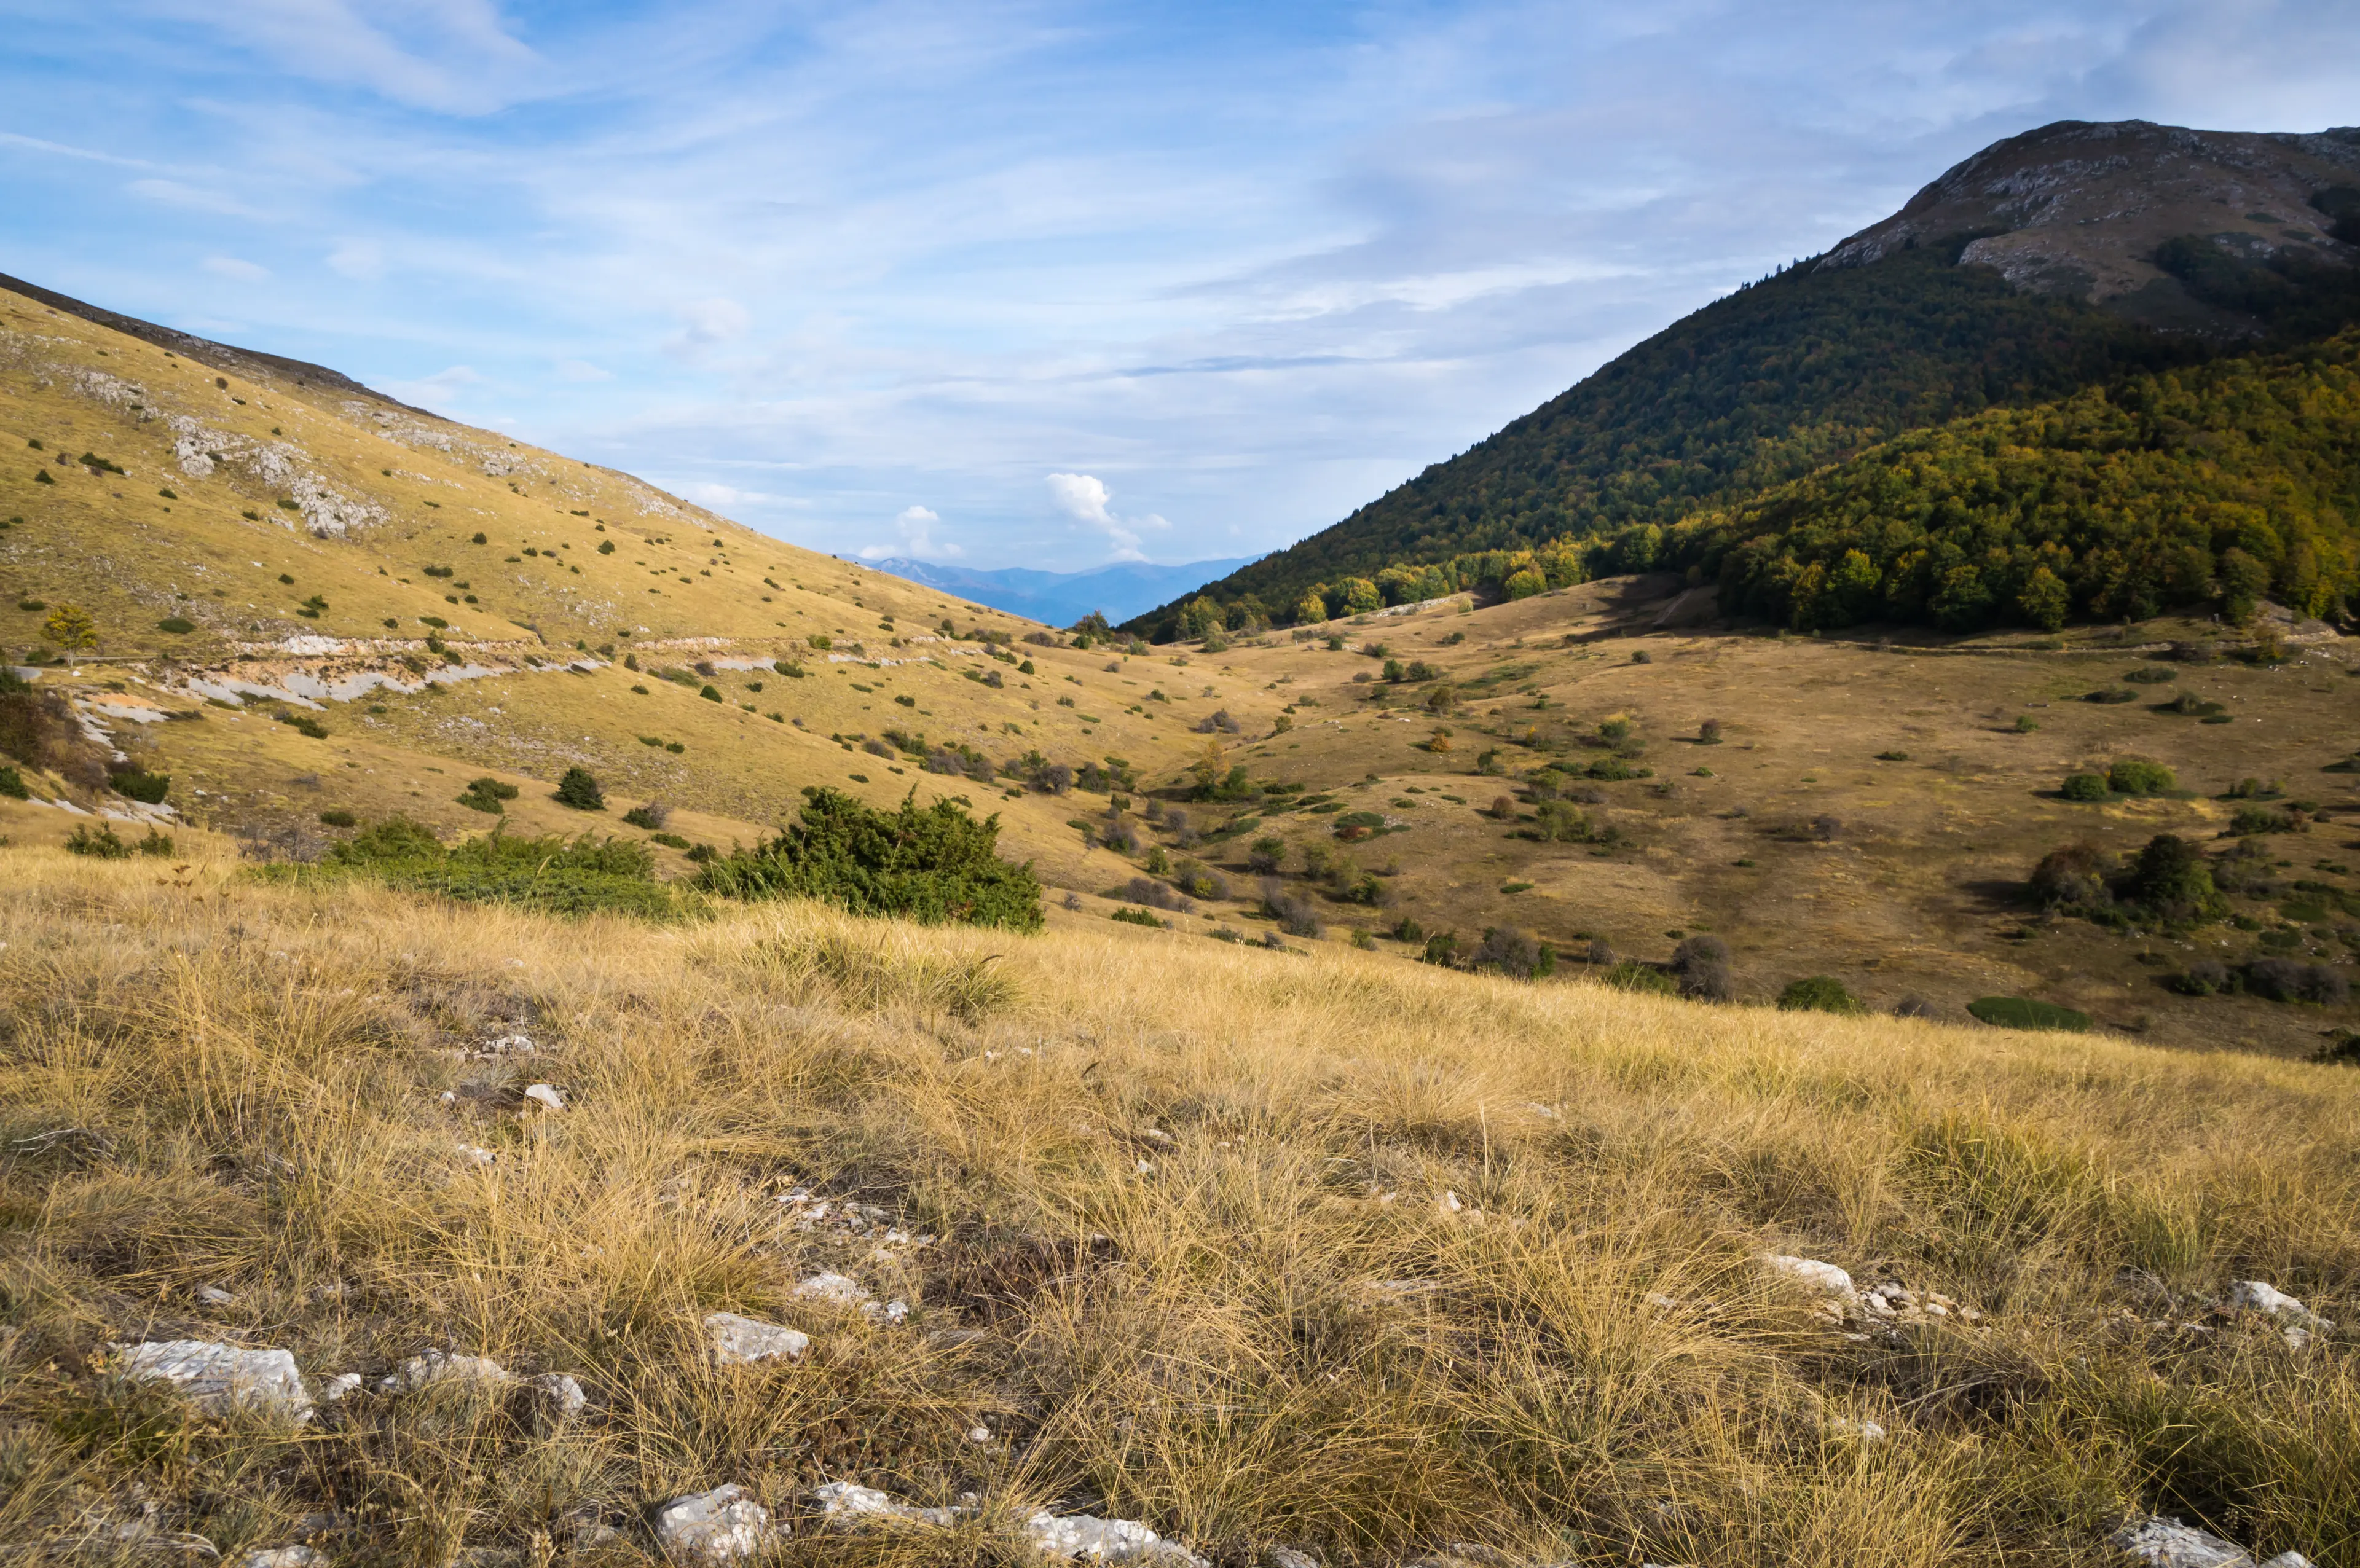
[2,844,2357,1565]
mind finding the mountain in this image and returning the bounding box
[1130,119,2360,637]
[862,554,1261,627]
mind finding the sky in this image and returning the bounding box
[2,2,2356,574]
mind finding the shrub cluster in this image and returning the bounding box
[698,788,1042,930]
[305,817,674,917]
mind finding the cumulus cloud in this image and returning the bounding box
[202,254,271,283]
[383,364,484,407]
[1047,473,1165,562]
[859,503,959,560]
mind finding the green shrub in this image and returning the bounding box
[156,617,195,635]
[697,787,1044,931]
[2229,804,2297,836]
[278,712,329,739]
[65,824,130,859]
[1601,960,1678,996]
[299,815,675,916]
[2124,833,2227,920]
[1776,975,1865,1014]
[0,765,26,799]
[699,684,723,702]
[622,803,671,831]
[134,830,173,858]
[2106,758,2175,796]
[1965,995,2091,1032]
[109,769,168,804]
[1111,906,1162,927]
[650,832,691,850]
[2123,667,2174,684]
[554,767,605,811]
[2060,772,2109,801]
[318,809,357,828]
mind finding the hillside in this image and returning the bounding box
[0,845,2354,1566]
[5,271,2359,1067]
[1134,119,2360,638]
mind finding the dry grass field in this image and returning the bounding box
[1,840,2357,1566]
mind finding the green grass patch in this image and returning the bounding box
[1966,995,2091,1032]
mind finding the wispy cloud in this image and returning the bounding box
[201,254,271,282]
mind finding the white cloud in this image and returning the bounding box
[128,178,257,216]
[383,364,485,406]
[327,238,384,280]
[866,502,959,560]
[554,358,613,382]
[677,479,806,513]
[663,296,752,359]
[202,254,271,282]
[1047,472,1164,562]
[138,0,543,114]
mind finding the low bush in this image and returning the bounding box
[554,767,605,811]
[2061,772,2109,802]
[1471,925,1555,980]
[318,809,356,828]
[1600,960,1677,996]
[2106,759,2175,796]
[65,823,131,859]
[0,765,28,799]
[1246,835,1285,874]
[2244,958,2350,1005]
[2228,805,2299,836]
[1670,934,1734,1001]
[301,817,677,917]
[623,802,672,830]
[109,767,168,804]
[1123,876,1190,912]
[698,788,1043,930]
[1776,975,1864,1015]
[1261,879,1324,938]
[1965,995,2092,1032]
[2084,688,2138,704]
[278,712,329,740]
[458,775,519,815]
[1111,906,1162,928]
[2123,666,2175,683]
[2172,958,2234,996]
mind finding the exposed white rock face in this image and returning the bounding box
[523,1083,566,1112]
[110,1341,312,1420]
[320,1373,363,1403]
[532,1372,588,1421]
[1021,1510,1210,1566]
[654,1485,782,1563]
[793,1271,872,1308]
[2112,1515,2316,1567]
[704,1311,809,1366]
[377,1350,510,1394]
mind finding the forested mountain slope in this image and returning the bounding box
[1133,119,2360,638]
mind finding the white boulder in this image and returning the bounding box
[705,1311,809,1366]
[378,1350,510,1395]
[238,1549,329,1568]
[110,1340,312,1421]
[654,1484,782,1563]
[2112,1515,2315,1567]
[811,1480,961,1527]
[1022,1510,1208,1566]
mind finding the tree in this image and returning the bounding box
[1504,567,1547,600]
[42,603,96,653]
[2125,833,2225,921]
[554,767,606,810]
[2016,565,2071,631]
[1293,590,1329,625]
[2219,547,2272,624]
[1340,577,1381,614]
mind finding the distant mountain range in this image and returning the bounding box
[860,555,1262,627]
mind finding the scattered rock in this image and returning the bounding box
[109,1340,312,1421]
[1264,1549,1320,1568]
[1758,1254,1855,1299]
[195,1284,237,1307]
[1022,1509,1208,1566]
[653,1485,782,1564]
[2112,1515,2315,1567]
[320,1373,363,1403]
[377,1350,510,1394]
[523,1083,565,1112]
[704,1311,809,1366]
[455,1143,498,1166]
[793,1271,872,1309]
[479,1033,535,1056]
[532,1371,588,1422]
[2225,1280,2334,1349]
[238,1549,328,1568]
[810,1480,960,1527]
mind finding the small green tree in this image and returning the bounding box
[554,767,605,811]
[2125,833,2225,921]
[2106,758,2176,796]
[42,603,96,652]
[2218,547,2271,624]
[2016,566,2070,631]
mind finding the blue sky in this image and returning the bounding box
[3,2,2356,572]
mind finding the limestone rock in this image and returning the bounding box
[2226,1280,2334,1348]
[653,1484,782,1563]
[523,1083,565,1112]
[110,1340,312,1421]
[238,1549,328,1568]
[378,1350,510,1394]
[1021,1509,1208,1566]
[2112,1515,2316,1567]
[1757,1254,1855,1298]
[811,1480,960,1527]
[705,1311,809,1366]
[532,1371,588,1422]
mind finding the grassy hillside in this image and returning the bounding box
[0,845,2354,1564]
